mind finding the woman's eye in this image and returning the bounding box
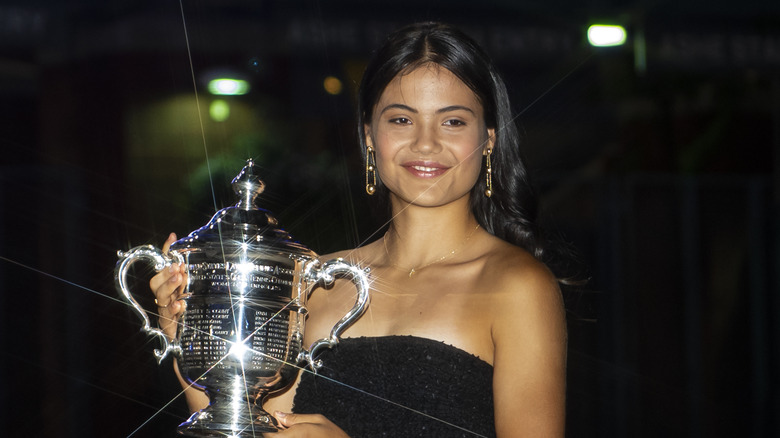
[443,119,466,126]
[389,117,411,125]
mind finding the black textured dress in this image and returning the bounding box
[292,335,496,438]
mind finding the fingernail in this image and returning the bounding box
[275,411,287,419]
[169,232,177,241]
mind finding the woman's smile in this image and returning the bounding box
[402,160,451,178]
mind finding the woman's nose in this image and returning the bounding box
[409,125,441,154]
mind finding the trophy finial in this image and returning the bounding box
[232,158,266,209]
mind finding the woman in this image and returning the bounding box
[152,22,566,437]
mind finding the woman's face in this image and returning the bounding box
[365,64,494,208]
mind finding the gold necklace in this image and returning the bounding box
[383,224,480,278]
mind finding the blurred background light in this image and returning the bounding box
[323,76,343,95]
[209,99,230,121]
[588,24,627,47]
[208,78,250,95]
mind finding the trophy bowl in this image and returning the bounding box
[115,159,370,436]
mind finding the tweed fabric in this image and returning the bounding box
[293,335,495,438]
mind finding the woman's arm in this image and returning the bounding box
[491,261,568,437]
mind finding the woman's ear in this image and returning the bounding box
[483,128,496,155]
[363,124,373,148]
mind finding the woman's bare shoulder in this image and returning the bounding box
[484,237,556,283]
[481,238,562,317]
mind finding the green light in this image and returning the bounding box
[588,25,627,47]
[208,78,250,95]
[209,99,230,122]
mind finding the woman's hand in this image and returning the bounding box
[273,412,350,437]
[148,232,187,340]
[149,234,210,413]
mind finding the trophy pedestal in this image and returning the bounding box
[177,395,280,436]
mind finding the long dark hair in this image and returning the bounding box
[357,22,545,259]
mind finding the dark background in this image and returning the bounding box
[0,0,778,436]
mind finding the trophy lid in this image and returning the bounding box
[170,159,316,258]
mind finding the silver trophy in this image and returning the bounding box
[115,159,370,436]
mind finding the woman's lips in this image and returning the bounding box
[402,161,450,178]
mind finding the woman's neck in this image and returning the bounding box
[382,196,480,270]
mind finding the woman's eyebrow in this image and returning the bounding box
[379,103,476,115]
[436,105,476,115]
[379,103,417,115]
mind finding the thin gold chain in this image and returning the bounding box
[383,224,480,278]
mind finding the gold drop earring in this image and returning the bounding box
[484,148,493,198]
[365,145,377,195]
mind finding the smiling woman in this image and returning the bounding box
[152,21,567,438]
[366,65,494,209]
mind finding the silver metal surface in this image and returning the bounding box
[114,159,370,436]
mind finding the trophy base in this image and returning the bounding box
[177,408,281,436]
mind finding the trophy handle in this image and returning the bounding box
[299,258,371,370]
[114,244,184,363]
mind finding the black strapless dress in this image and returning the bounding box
[292,335,496,437]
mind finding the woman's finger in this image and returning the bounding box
[162,232,177,253]
[150,264,183,301]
